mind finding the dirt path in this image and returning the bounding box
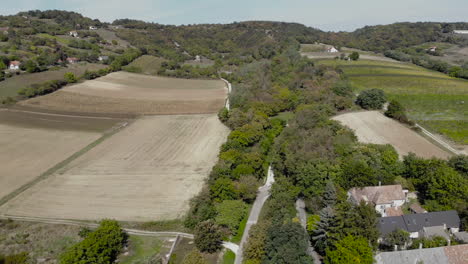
[296,199,322,263]
[332,111,450,159]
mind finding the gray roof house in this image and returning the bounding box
[375,244,468,264]
[378,210,460,238]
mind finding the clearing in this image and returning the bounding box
[0,63,107,98]
[0,110,122,203]
[19,72,227,115]
[0,114,230,222]
[332,111,450,159]
[317,59,468,146]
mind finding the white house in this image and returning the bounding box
[194,55,201,62]
[9,61,20,70]
[453,30,468,34]
[66,57,79,64]
[98,55,109,61]
[326,46,339,53]
[348,184,407,217]
[69,31,79,38]
[89,26,98,30]
[428,46,437,52]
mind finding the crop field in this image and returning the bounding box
[318,59,468,145]
[19,72,227,115]
[0,63,107,98]
[123,55,167,75]
[0,114,230,222]
[0,110,122,203]
[332,111,450,159]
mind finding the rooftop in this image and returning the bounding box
[385,207,403,217]
[409,203,427,214]
[375,244,468,264]
[349,185,405,205]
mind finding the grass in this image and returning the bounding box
[124,55,166,75]
[222,250,236,264]
[118,235,163,264]
[36,33,71,45]
[125,219,188,233]
[0,63,106,98]
[231,214,248,244]
[316,59,468,144]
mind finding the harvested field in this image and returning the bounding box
[332,111,450,159]
[19,72,227,115]
[0,110,123,202]
[0,114,230,221]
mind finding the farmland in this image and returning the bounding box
[124,55,167,75]
[0,63,107,98]
[0,110,123,203]
[0,114,230,221]
[19,72,227,115]
[318,59,468,145]
[332,111,450,159]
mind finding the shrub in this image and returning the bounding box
[215,200,248,235]
[385,100,411,124]
[349,52,360,61]
[356,89,386,110]
[64,72,77,83]
[60,220,126,264]
[181,249,207,264]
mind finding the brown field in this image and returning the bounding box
[0,110,123,202]
[0,114,229,222]
[332,111,450,159]
[19,72,227,115]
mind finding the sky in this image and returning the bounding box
[1,0,467,32]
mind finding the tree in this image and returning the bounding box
[264,222,313,264]
[194,220,223,253]
[215,200,248,235]
[383,229,410,250]
[0,60,6,70]
[313,206,339,255]
[64,72,77,83]
[324,235,373,264]
[307,214,320,234]
[181,249,207,264]
[322,181,337,206]
[356,89,386,110]
[385,100,410,123]
[244,221,270,262]
[23,60,39,73]
[236,175,260,203]
[349,52,360,61]
[343,201,379,249]
[448,155,468,176]
[210,177,238,202]
[60,220,126,264]
[0,252,29,264]
[409,236,448,249]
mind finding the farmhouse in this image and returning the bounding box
[9,61,21,70]
[375,244,468,264]
[428,46,437,52]
[89,26,98,30]
[348,184,407,217]
[377,210,460,239]
[453,30,468,34]
[326,46,338,53]
[409,203,427,214]
[98,55,109,61]
[66,57,80,64]
[69,31,79,38]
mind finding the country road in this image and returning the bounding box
[296,199,322,264]
[235,165,275,264]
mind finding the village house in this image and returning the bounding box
[0,27,9,35]
[194,55,201,62]
[453,30,468,34]
[89,26,98,30]
[348,184,407,217]
[428,46,437,52]
[375,244,468,264]
[66,57,80,64]
[9,61,21,70]
[409,203,427,214]
[98,55,109,61]
[326,46,339,53]
[377,210,461,239]
[69,31,79,38]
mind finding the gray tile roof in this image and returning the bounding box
[378,210,460,236]
[454,231,468,243]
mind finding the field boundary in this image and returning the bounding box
[0,120,131,207]
[415,123,463,155]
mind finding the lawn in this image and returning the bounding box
[118,235,165,264]
[317,59,468,144]
[222,250,236,264]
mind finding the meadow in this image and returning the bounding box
[123,55,167,75]
[318,59,468,144]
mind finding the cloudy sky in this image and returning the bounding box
[1,0,467,31]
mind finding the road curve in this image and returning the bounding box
[235,165,275,264]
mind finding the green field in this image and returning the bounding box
[118,235,165,264]
[0,63,106,98]
[123,55,166,75]
[318,59,468,144]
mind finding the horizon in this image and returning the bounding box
[1,0,467,32]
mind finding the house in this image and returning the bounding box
[409,203,427,214]
[194,55,201,62]
[66,57,80,64]
[422,226,450,241]
[453,30,468,34]
[348,184,407,217]
[377,210,460,239]
[428,46,437,52]
[9,61,20,70]
[89,26,98,30]
[453,231,468,243]
[0,27,9,35]
[375,244,468,264]
[98,56,109,61]
[69,31,79,38]
[326,46,339,53]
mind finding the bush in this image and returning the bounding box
[0,252,29,264]
[60,220,126,264]
[356,89,386,110]
[385,100,411,124]
[194,220,223,253]
[64,72,77,83]
[349,52,360,61]
[215,200,248,235]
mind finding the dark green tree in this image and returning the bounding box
[349,52,360,61]
[383,229,410,250]
[356,89,386,110]
[194,220,223,253]
[324,235,373,264]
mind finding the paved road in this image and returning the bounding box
[296,199,322,264]
[234,165,275,264]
